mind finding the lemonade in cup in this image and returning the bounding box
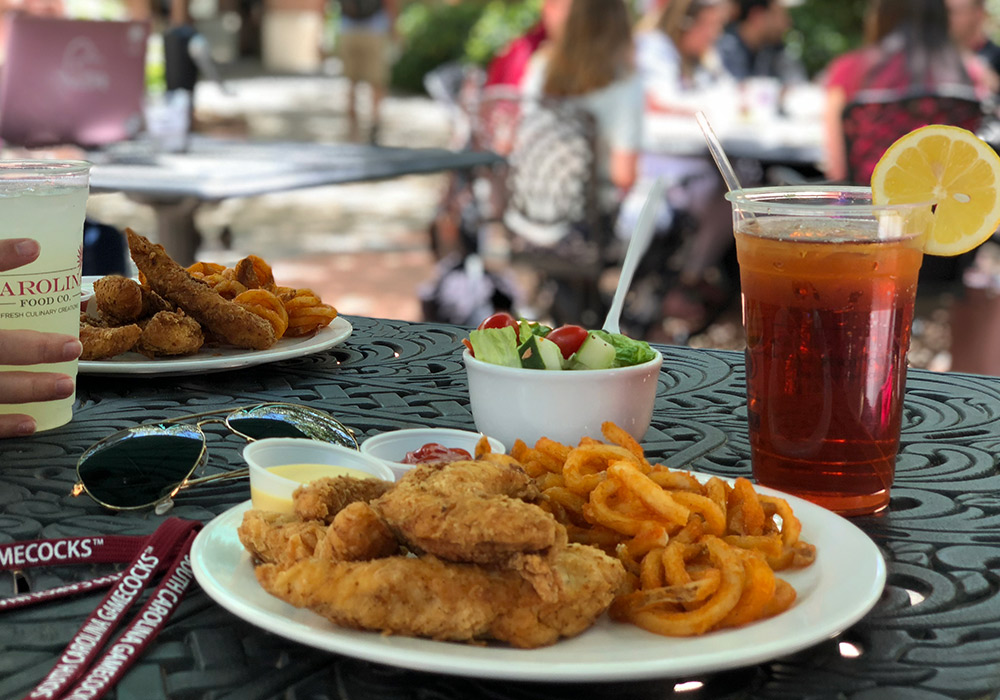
[727,126,1000,516]
[0,161,90,432]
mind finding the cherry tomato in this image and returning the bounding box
[401,442,473,465]
[546,325,589,359]
[477,311,520,341]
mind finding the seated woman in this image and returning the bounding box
[509,0,641,326]
[634,0,737,340]
[520,0,641,222]
[823,0,991,184]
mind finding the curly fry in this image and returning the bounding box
[282,288,338,337]
[234,288,289,340]
[607,462,689,528]
[234,254,275,290]
[611,537,746,636]
[563,444,644,494]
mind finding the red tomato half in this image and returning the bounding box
[401,442,473,465]
[546,325,589,359]
[477,312,519,341]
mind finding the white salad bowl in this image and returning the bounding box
[360,428,506,480]
[463,348,663,448]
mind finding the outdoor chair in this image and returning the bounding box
[493,96,610,327]
[841,85,986,186]
[843,86,990,291]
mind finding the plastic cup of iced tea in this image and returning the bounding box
[725,186,933,516]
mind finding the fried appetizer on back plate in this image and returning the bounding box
[79,321,142,360]
[125,228,276,350]
[93,275,143,324]
[137,310,204,357]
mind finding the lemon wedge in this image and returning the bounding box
[871,124,1000,256]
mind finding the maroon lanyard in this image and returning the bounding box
[0,518,201,700]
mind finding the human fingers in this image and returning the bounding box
[0,330,82,366]
[0,238,40,272]
[0,371,75,405]
[0,412,40,438]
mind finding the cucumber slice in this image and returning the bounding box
[518,334,564,370]
[570,332,617,370]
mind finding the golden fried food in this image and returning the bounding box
[317,501,400,561]
[125,228,276,350]
[137,310,204,357]
[521,423,815,636]
[280,288,338,337]
[254,543,626,648]
[139,283,173,317]
[200,271,247,300]
[373,460,561,565]
[186,261,226,278]
[234,254,275,290]
[93,275,143,324]
[293,475,395,524]
[238,510,329,566]
[234,289,289,340]
[79,322,142,360]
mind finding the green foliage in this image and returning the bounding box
[389,0,872,93]
[465,0,541,66]
[787,0,868,78]
[391,1,486,93]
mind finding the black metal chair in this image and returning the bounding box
[841,85,986,186]
[842,85,990,292]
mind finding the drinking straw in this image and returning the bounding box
[695,111,743,193]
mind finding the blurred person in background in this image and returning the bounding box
[337,0,397,143]
[635,0,737,340]
[0,238,82,438]
[946,0,1000,87]
[716,0,806,82]
[485,0,573,89]
[823,0,991,183]
[521,0,641,214]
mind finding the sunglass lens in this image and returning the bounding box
[227,404,357,447]
[77,425,205,508]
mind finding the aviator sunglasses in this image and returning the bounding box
[71,402,358,513]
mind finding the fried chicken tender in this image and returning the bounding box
[238,510,329,566]
[254,543,626,648]
[125,228,276,350]
[79,322,142,360]
[315,501,400,561]
[137,310,204,357]
[293,475,395,524]
[93,275,143,324]
[373,460,561,565]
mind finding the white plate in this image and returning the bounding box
[191,476,887,682]
[79,317,352,376]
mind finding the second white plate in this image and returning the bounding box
[79,316,352,376]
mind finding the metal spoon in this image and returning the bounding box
[602,177,667,335]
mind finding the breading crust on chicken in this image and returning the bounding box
[254,543,625,648]
[240,458,627,648]
[79,321,142,360]
[372,459,561,565]
[125,228,276,350]
[293,475,395,524]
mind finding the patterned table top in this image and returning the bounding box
[1,316,998,700]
